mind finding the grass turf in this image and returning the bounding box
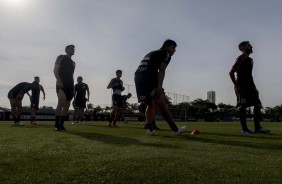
[0,121,281,184]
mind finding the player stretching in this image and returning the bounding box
[53,45,76,131]
[229,41,270,134]
[135,39,186,135]
[107,70,125,127]
[30,76,46,125]
[8,81,39,125]
[73,76,90,124]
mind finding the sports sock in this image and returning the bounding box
[55,116,60,128]
[239,108,248,131]
[146,123,154,131]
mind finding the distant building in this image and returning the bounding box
[207,91,216,104]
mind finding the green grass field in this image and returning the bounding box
[0,121,281,184]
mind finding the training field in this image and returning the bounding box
[0,121,281,184]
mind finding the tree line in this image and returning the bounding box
[20,98,282,122]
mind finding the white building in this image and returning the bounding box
[207,91,216,104]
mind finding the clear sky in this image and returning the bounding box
[1,0,282,109]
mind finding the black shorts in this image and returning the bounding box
[31,97,39,110]
[112,94,123,107]
[134,72,157,103]
[74,98,87,108]
[56,85,74,101]
[238,84,261,107]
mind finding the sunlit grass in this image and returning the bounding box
[0,121,281,183]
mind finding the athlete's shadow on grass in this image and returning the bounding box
[65,130,179,149]
[204,132,282,140]
[180,133,282,151]
[10,124,53,128]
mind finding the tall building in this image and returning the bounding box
[207,91,216,104]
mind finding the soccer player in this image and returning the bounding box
[229,41,270,134]
[73,76,90,124]
[107,70,125,127]
[53,45,76,131]
[30,76,46,125]
[134,39,186,135]
[8,81,39,125]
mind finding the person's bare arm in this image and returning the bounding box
[107,79,114,89]
[53,64,63,87]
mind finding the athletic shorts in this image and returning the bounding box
[112,94,123,107]
[237,84,261,107]
[134,72,157,103]
[31,97,39,110]
[56,85,74,101]
[74,98,87,108]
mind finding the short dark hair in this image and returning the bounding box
[77,76,83,80]
[161,39,177,49]
[34,76,39,80]
[238,41,249,51]
[65,45,75,52]
[116,70,122,74]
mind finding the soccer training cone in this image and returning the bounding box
[191,129,201,135]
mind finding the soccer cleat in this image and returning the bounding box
[254,128,270,134]
[146,129,156,136]
[31,121,37,125]
[242,130,254,134]
[60,126,66,131]
[54,127,61,131]
[173,126,187,135]
[14,121,22,126]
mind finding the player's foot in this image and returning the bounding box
[254,128,270,134]
[108,123,112,127]
[173,126,187,135]
[14,121,23,126]
[146,129,156,136]
[54,127,61,131]
[60,125,66,131]
[31,121,37,125]
[242,129,254,134]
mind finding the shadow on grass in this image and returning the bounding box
[9,124,53,128]
[182,134,282,151]
[65,130,179,149]
[204,132,282,140]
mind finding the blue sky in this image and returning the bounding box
[1,0,282,109]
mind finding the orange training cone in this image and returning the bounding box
[191,129,201,135]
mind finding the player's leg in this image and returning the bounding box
[154,91,185,134]
[79,107,85,123]
[55,89,66,130]
[31,107,36,125]
[30,98,39,125]
[253,104,270,133]
[9,99,18,124]
[16,100,23,124]
[145,100,156,133]
[239,106,252,134]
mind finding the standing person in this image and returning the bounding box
[8,81,38,125]
[134,39,186,135]
[53,45,76,131]
[107,70,125,127]
[73,76,90,124]
[30,76,46,125]
[229,41,270,134]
